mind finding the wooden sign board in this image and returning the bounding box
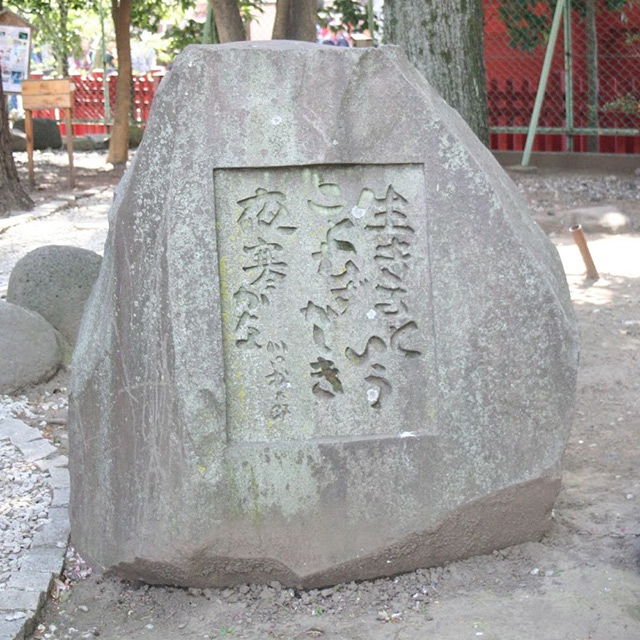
[21,78,75,189]
[21,78,75,109]
[351,33,373,48]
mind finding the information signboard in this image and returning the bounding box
[0,23,32,93]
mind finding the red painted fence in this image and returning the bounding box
[29,71,163,137]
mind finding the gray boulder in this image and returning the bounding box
[0,301,62,394]
[69,42,579,588]
[10,127,26,152]
[13,118,63,150]
[7,245,102,347]
[72,136,98,151]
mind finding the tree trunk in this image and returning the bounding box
[203,0,219,44]
[60,1,70,76]
[211,0,246,43]
[585,0,599,152]
[107,0,132,165]
[384,0,489,146]
[272,0,317,41]
[0,83,33,217]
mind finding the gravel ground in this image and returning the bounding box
[0,434,51,586]
[10,150,122,209]
[1,151,639,640]
[511,170,640,234]
[517,172,639,213]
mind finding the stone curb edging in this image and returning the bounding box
[0,418,69,640]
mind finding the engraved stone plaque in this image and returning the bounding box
[214,164,438,443]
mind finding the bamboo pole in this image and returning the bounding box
[570,224,599,280]
[563,0,574,151]
[522,0,566,167]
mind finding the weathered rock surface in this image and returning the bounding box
[69,42,579,588]
[7,245,102,347]
[13,118,62,150]
[9,127,26,152]
[0,301,62,393]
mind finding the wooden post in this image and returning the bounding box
[570,224,599,280]
[64,107,75,188]
[24,109,36,186]
[21,78,75,189]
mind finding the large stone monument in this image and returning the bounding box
[69,42,579,588]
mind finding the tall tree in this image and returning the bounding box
[107,0,196,164]
[107,0,131,165]
[384,0,490,146]
[210,0,317,43]
[211,0,246,41]
[272,0,316,41]
[0,4,34,216]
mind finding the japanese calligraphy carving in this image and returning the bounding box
[214,164,436,442]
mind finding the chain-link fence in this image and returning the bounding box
[484,0,640,154]
[29,71,162,137]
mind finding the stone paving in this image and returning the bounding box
[0,185,110,640]
[0,418,69,640]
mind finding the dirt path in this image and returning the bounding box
[29,233,639,640]
[3,156,638,640]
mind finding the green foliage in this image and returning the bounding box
[318,0,376,34]
[10,0,206,73]
[130,0,193,34]
[497,1,551,52]
[574,0,629,14]
[7,0,92,74]
[9,0,380,76]
[601,92,640,114]
[163,18,204,55]
[161,1,263,54]
[498,0,632,52]
[238,0,264,24]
